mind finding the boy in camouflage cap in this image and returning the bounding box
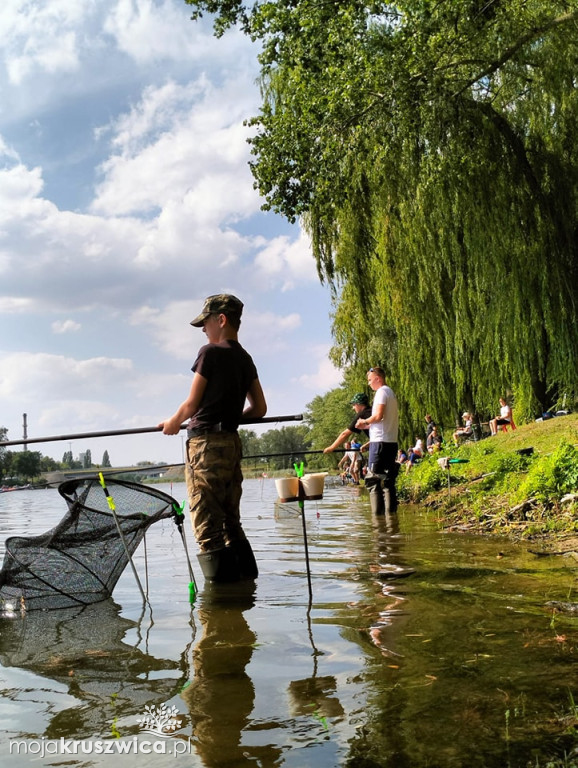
[159,294,267,583]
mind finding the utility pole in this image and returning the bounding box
[22,413,28,452]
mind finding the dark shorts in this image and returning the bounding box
[368,441,398,475]
[495,418,510,426]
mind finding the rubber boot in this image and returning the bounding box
[383,464,399,515]
[366,475,385,516]
[383,487,398,515]
[197,547,240,583]
[230,539,259,580]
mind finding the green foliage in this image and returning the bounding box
[185,0,578,429]
[454,441,535,492]
[243,425,313,470]
[12,451,42,482]
[305,386,358,449]
[0,447,14,483]
[398,456,447,501]
[102,450,111,468]
[40,455,59,472]
[239,429,261,458]
[515,441,578,503]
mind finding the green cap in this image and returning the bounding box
[190,294,244,327]
[350,393,369,405]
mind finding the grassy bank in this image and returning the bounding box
[398,413,578,544]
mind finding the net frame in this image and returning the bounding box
[0,477,180,611]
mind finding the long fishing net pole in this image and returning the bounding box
[0,414,304,448]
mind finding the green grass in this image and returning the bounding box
[398,413,578,539]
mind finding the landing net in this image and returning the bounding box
[0,477,180,611]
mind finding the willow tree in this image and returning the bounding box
[186,0,578,423]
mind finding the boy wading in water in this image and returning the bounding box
[158,294,267,582]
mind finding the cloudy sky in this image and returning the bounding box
[0,0,342,467]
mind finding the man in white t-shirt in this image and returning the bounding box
[355,367,399,515]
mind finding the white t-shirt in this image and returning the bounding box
[345,450,359,465]
[369,385,399,443]
[500,404,510,419]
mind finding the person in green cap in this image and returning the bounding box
[323,392,372,457]
[159,294,267,583]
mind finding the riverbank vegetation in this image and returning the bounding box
[398,414,578,544]
[185,0,578,435]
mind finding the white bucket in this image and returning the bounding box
[275,477,299,500]
[301,473,327,498]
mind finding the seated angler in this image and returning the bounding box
[405,436,424,472]
[427,425,443,454]
[453,412,473,446]
[490,397,513,435]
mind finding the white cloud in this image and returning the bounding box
[130,301,304,361]
[92,76,259,219]
[294,345,343,392]
[0,352,133,400]
[0,62,318,310]
[51,319,82,334]
[0,296,34,313]
[0,0,86,85]
[0,135,20,162]
[37,400,122,433]
[104,0,206,64]
[130,301,197,360]
[254,228,318,286]
[0,164,45,213]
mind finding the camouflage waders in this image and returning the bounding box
[185,432,246,552]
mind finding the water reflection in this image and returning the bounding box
[181,582,282,767]
[366,513,414,658]
[288,608,344,722]
[0,485,576,767]
[0,599,188,740]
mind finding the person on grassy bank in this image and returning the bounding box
[398,414,578,542]
[453,412,473,445]
[490,397,513,435]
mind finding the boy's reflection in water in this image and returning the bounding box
[181,581,281,768]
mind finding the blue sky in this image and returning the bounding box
[0,0,342,466]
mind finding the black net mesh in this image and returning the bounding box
[0,477,179,611]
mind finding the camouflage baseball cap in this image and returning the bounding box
[350,392,369,405]
[190,294,244,327]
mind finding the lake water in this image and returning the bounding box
[0,479,576,767]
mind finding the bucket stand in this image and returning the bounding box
[294,462,313,605]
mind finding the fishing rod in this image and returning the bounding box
[104,447,356,474]
[243,447,360,459]
[0,414,304,448]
